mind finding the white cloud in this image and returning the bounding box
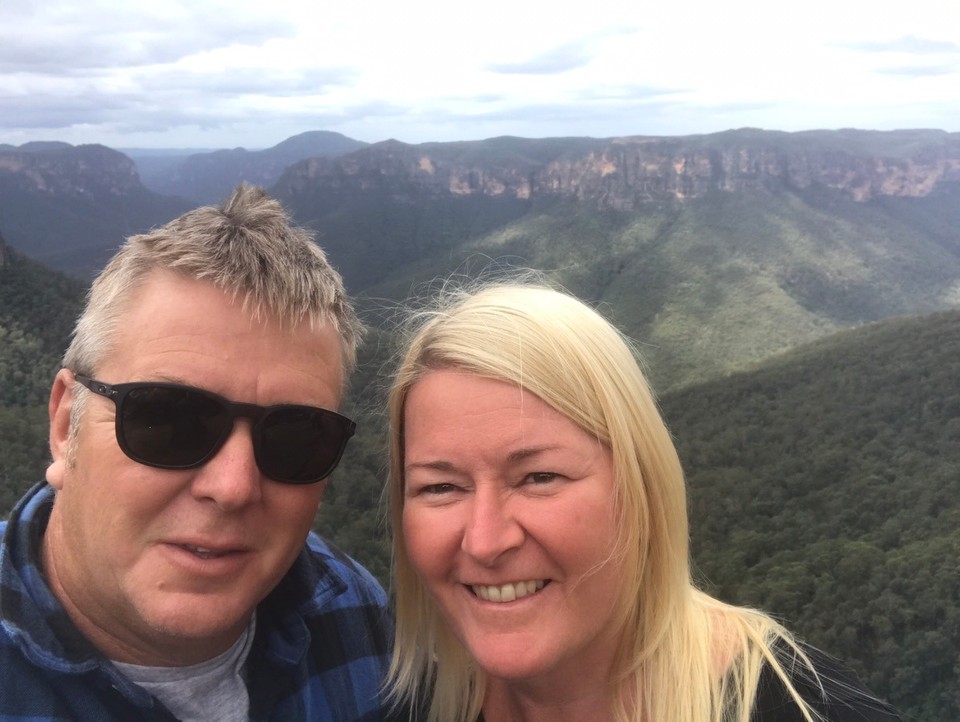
[0,0,958,148]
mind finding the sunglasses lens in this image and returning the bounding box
[257,407,352,483]
[104,378,353,483]
[120,386,228,467]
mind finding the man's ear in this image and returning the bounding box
[46,369,76,490]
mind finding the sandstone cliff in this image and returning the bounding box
[0,143,191,276]
[137,130,369,204]
[0,143,141,199]
[275,129,960,209]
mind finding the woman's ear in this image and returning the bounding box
[46,369,76,490]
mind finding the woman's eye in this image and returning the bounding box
[526,472,558,485]
[422,482,457,495]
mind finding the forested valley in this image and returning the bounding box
[3,129,960,719]
[6,238,955,717]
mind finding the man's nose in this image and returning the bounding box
[189,420,263,509]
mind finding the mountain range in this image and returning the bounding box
[0,141,193,276]
[10,126,957,389]
[662,308,960,720]
[272,128,960,389]
[2,127,959,718]
[127,129,368,205]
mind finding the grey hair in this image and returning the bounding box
[63,183,362,378]
[60,184,361,434]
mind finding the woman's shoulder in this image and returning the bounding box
[753,644,902,722]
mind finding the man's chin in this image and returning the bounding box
[128,595,255,663]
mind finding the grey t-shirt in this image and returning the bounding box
[112,616,255,722]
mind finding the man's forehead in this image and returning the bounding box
[124,269,339,335]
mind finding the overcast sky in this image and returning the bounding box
[1,0,958,150]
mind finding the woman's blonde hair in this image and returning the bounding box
[387,282,821,722]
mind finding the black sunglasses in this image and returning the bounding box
[75,375,356,484]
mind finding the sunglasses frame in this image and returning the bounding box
[74,374,356,484]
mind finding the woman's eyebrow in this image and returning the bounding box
[406,446,562,471]
[505,445,560,463]
[404,459,458,473]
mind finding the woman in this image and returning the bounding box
[386,283,901,722]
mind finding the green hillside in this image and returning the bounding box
[0,186,193,278]
[0,143,194,277]
[661,309,960,720]
[0,239,956,716]
[0,239,85,510]
[346,183,960,391]
[3,143,960,715]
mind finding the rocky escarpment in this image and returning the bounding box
[275,129,960,210]
[138,130,369,204]
[0,143,193,277]
[0,143,142,199]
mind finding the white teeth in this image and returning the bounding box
[471,580,546,602]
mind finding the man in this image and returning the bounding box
[0,185,392,720]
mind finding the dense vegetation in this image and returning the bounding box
[661,310,960,720]
[0,239,85,510]
[6,130,960,393]
[3,137,960,716]
[3,239,959,717]
[305,181,960,392]
[0,160,192,278]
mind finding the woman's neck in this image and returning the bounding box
[482,671,619,722]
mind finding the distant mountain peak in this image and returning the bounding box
[12,141,75,154]
[134,129,368,204]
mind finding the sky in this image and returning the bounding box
[1,0,959,150]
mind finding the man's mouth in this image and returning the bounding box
[470,580,547,602]
[180,544,234,560]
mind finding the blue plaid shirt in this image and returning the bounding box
[0,482,395,721]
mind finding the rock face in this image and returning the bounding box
[0,143,141,199]
[275,129,960,209]
[0,143,193,277]
[136,130,370,204]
